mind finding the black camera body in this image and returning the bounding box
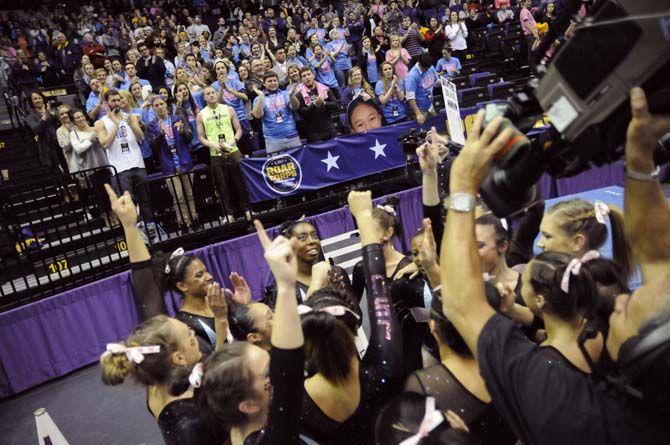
[398,129,428,156]
[479,0,670,217]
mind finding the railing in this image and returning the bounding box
[0,165,125,309]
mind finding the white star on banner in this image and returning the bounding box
[321,150,340,172]
[369,139,387,159]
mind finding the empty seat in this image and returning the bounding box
[459,105,479,119]
[488,81,516,99]
[472,73,501,88]
[458,87,487,107]
[449,75,470,89]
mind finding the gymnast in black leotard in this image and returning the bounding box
[298,191,403,445]
[101,185,227,445]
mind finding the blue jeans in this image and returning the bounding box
[114,167,153,223]
[264,135,303,154]
[334,69,348,89]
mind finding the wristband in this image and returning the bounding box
[624,164,660,182]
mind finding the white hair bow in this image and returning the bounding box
[297,304,361,320]
[560,250,600,293]
[100,343,160,364]
[164,247,186,274]
[189,362,204,389]
[377,204,396,216]
[398,397,445,445]
[594,200,610,224]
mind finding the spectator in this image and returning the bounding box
[93,89,153,230]
[497,1,515,24]
[423,16,446,63]
[186,15,210,42]
[295,66,339,142]
[376,62,408,125]
[399,16,424,66]
[405,53,440,125]
[121,62,151,92]
[55,104,75,175]
[343,66,376,108]
[195,86,247,219]
[118,89,155,172]
[86,78,108,121]
[106,58,127,89]
[50,31,82,78]
[212,17,229,49]
[357,35,383,84]
[212,60,256,156]
[136,42,166,90]
[435,45,461,77]
[385,34,411,80]
[327,28,352,89]
[310,44,340,100]
[146,96,197,230]
[372,26,390,58]
[251,72,301,153]
[11,50,38,94]
[445,11,468,61]
[155,47,175,89]
[520,0,539,63]
[267,45,289,83]
[69,108,108,172]
[34,50,61,87]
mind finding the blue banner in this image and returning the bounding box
[241,115,447,203]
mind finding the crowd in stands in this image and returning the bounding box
[0,0,564,232]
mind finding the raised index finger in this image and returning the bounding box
[254,219,272,250]
[104,183,118,202]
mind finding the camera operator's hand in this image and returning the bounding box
[416,140,438,173]
[450,109,514,195]
[626,87,670,172]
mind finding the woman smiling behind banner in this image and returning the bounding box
[375,61,408,125]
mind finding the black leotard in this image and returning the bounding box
[157,398,224,445]
[131,259,217,354]
[299,244,403,445]
[405,363,517,445]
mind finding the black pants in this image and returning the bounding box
[210,155,248,218]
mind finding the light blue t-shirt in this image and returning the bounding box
[252,89,297,139]
[405,64,439,112]
[375,79,407,124]
[311,55,338,89]
[212,78,247,122]
[306,27,327,44]
[363,51,380,83]
[436,56,461,77]
[327,39,352,71]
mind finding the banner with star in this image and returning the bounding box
[240,115,447,203]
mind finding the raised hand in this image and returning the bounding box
[225,272,252,304]
[207,282,228,320]
[347,190,373,219]
[255,219,297,286]
[418,218,438,270]
[104,183,137,227]
[393,261,419,280]
[450,109,514,195]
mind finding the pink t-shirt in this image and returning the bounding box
[520,7,536,35]
[386,48,411,80]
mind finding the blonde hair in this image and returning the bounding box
[548,199,633,279]
[118,89,138,109]
[100,315,182,388]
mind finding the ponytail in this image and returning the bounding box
[529,252,599,321]
[607,207,633,281]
